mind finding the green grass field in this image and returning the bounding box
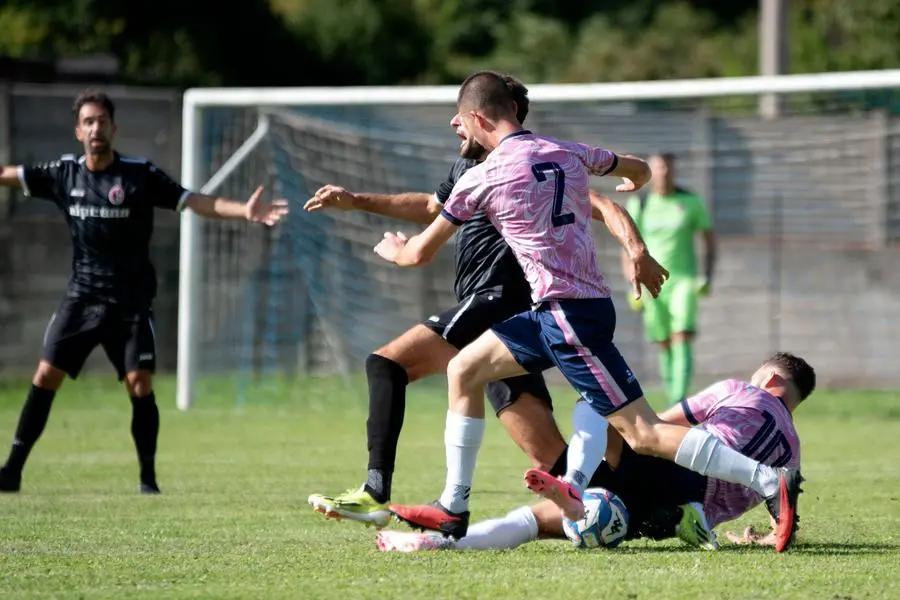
[0,375,897,599]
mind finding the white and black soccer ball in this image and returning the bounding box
[562,487,630,549]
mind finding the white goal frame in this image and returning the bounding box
[176,68,900,410]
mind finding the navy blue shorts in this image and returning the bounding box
[491,298,643,416]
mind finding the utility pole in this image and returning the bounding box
[759,0,789,117]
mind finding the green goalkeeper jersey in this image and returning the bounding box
[626,188,711,277]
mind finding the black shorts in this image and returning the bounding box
[42,297,157,380]
[587,444,708,539]
[422,292,553,415]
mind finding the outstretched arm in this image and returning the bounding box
[590,191,646,260]
[183,187,288,225]
[373,215,458,267]
[305,185,441,225]
[374,165,482,266]
[591,191,668,298]
[145,163,288,225]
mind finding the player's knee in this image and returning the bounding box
[33,361,65,391]
[373,326,454,382]
[671,331,694,343]
[446,352,479,386]
[125,371,153,398]
[617,423,663,457]
[365,353,409,385]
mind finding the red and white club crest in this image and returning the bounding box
[108,184,125,206]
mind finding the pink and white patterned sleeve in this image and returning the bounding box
[567,141,619,176]
[681,380,738,425]
[440,167,487,225]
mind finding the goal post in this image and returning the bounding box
[177,69,900,410]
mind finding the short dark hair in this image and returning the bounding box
[651,152,676,163]
[765,352,816,401]
[72,90,116,123]
[458,70,517,121]
[499,73,530,125]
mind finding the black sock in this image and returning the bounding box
[363,354,409,504]
[130,393,159,485]
[548,444,569,477]
[3,385,56,474]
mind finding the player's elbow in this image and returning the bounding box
[425,198,443,221]
[614,155,651,187]
[631,160,652,186]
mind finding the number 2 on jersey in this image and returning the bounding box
[531,162,574,228]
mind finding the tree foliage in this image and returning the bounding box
[0,0,897,87]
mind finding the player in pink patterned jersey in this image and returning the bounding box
[438,132,620,303]
[377,352,816,554]
[683,380,801,528]
[375,70,803,552]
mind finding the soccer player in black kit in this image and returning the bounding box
[0,90,288,494]
[305,73,669,528]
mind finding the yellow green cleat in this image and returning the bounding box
[308,485,391,528]
[675,502,719,550]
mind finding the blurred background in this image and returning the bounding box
[1,0,899,404]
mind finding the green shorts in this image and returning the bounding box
[642,276,699,342]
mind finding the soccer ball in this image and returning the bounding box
[562,487,629,549]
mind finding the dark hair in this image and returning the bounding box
[72,90,116,123]
[499,73,530,125]
[458,70,517,121]
[651,152,676,163]
[765,352,816,401]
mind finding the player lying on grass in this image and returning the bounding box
[305,73,668,526]
[380,352,815,553]
[374,70,803,552]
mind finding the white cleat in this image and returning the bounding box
[376,530,456,552]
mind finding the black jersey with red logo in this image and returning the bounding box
[19,152,188,306]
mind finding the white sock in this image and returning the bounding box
[564,401,608,493]
[438,411,485,514]
[455,506,539,550]
[674,428,780,497]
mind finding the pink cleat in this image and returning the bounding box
[376,529,456,552]
[524,468,585,521]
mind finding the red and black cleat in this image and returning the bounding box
[390,500,470,540]
[765,467,804,553]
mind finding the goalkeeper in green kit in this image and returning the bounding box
[623,153,717,405]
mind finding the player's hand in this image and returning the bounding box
[304,184,357,212]
[616,178,641,193]
[725,525,777,547]
[697,277,711,297]
[628,251,668,300]
[245,185,289,226]
[373,231,410,263]
[626,294,643,312]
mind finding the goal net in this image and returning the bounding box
[177,71,900,409]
